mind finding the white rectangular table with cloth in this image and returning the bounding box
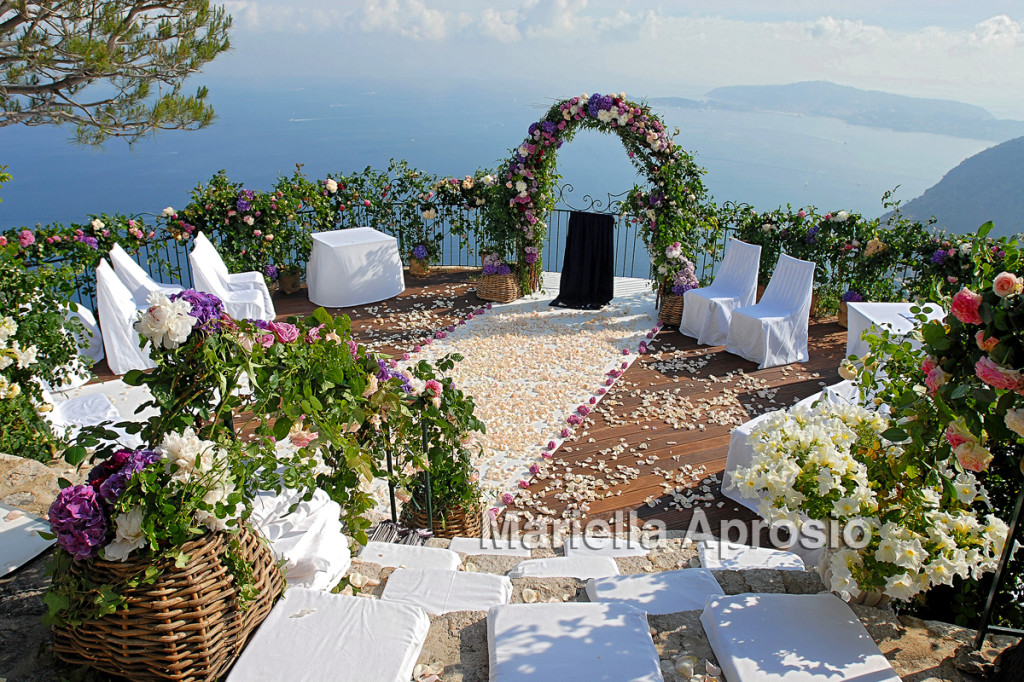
[845,301,944,360]
[307,227,405,307]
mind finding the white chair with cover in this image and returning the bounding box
[679,238,761,346]
[725,253,816,369]
[95,259,155,375]
[189,232,275,320]
[188,232,275,321]
[109,243,183,307]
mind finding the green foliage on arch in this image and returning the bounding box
[483,92,720,294]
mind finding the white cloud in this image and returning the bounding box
[968,15,1023,48]
[360,0,448,41]
[479,8,522,43]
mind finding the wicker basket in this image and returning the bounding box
[476,273,520,304]
[404,503,483,539]
[52,527,282,682]
[837,301,849,328]
[408,258,430,277]
[658,294,684,327]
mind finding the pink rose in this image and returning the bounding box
[925,366,948,396]
[257,333,275,349]
[954,441,993,473]
[269,322,300,344]
[424,379,443,397]
[993,271,1021,298]
[18,230,35,247]
[975,331,999,352]
[975,356,1022,390]
[0,235,7,247]
[950,287,983,325]
[921,357,937,375]
[944,421,972,449]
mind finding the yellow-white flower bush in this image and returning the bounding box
[730,401,1008,601]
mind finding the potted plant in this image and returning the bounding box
[477,254,519,303]
[656,241,698,326]
[409,242,434,277]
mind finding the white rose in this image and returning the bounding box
[0,316,16,343]
[422,209,437,220]
[834,210,850,222]
[12,342,38,369]
[195,480,242,531]
[90,218,105,230]
[134,291,196,350]
[162,206,175,217]
[103,507,147,562]
[243,215,255,226]
[0,355,11,371]
[159,427,222,483]
[324,178,338,193]
[514,180,527,193]
[1005,408,1024,438]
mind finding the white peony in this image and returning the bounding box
[162,206,176,217]
[159,427,222,483]
[103,507,147,562]
[134,291,196,350]
[324,178,338,193]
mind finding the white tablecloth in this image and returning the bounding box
[845,301,943,360]
[307,227,405,308]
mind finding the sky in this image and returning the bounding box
[209,0,1024,118]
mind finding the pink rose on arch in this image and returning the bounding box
[0,236,7,247]
[992,271,1022,298]
[950,287,983,325]
[924,366,948,396]
[944,421,973,450]
[921,357,937,375]
[975,356,1023,391]
[18,230,35,248]
[975,331,999,352]
[954,441,994,473]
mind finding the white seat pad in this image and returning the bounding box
[448,536,532,557]
[488,602,663,682]
[358,540,461,571]
[227,587,429,682]
[382,567,513,614]
[701,593,900,682]
[508,555,619,580]
[1,503,54,576]
[699,538,805,571]
[563,535,649,557]
[586,568,723,615]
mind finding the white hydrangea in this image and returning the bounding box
[134,291,197,350]
[103,506,147,562]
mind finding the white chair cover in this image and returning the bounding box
[191,232,275,317]
[109,243,183,306]
[725,254,816,369]
[679,238,761,346]
[68,305,104,364]
[95,259,155,375]
[189,233,274,321]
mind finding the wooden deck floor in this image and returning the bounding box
[94,269,845,534]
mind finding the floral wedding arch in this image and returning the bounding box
[484,92,716,296]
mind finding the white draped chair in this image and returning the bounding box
[679,238,761,346]
[188,232,275,321]
[109,243,183,307]
[725,254,816,369]
[95,259,155,375]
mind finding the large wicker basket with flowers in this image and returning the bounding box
[403,502,483,539]
[51,527,282,682]
[477,255,520,303]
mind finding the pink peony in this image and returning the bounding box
[975,356,1022,390]
[950,288,982,325]
[954,441,993,473]
[992,271,1021,298]
[975,331,999,352]
[560,428,571,438]
[547,441,556,450]
[577,405,591,416]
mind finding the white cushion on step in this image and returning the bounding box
[508,556,619,580]
[381,567,513,614]
[699,538,805,571]
[358,541,462,571]
[586,568,723,615]
[448,536,533,557]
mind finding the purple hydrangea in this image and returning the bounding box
[376,358,412,393]
[236,189,254,213]
[495,264,512,276]
[48,485,108,560]
[171,289,224,331]
[525,252,538,264]
[930,249,947,265]
[804,225,820,244]
[671,282,697,296]
[413,244,429,260]
[541,120,556,134]
[74,233,99,249]
[265,264,279,280]
[841,290,864,303]
[98,450,160,503]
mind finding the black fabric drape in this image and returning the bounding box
[550,211,614,310]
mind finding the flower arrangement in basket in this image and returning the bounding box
[477,253,519,303]
[409,242,434,276]
[657,241,698,326]
[729,401,1007,604]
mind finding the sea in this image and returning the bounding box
[0,79,994,232]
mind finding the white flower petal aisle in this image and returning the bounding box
[410,277,660,512]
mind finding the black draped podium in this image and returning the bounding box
[550,211,615,310]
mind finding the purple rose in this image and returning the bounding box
[48,485,108,560]
[171,289,224,331]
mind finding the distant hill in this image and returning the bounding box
[889,136,1024,237]
[651,81,1024,141]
